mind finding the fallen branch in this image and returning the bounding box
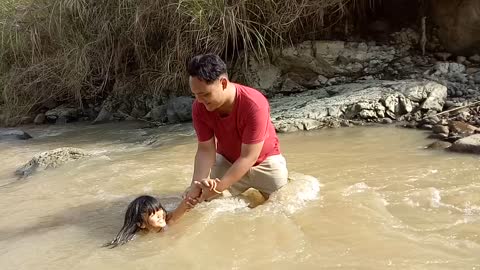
[424,100,480,119]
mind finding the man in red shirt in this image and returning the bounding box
[184,53,289,202]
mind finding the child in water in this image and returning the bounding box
[104,195,196,248]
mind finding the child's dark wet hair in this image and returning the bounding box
[104,195,166,248]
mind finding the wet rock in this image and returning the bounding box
[427,141,452,150]
[340,120,353,127]
[145,105,167,122]
[425,115,440,125]
[420,124,433,130]
[448,134,480,154]
[432,125,449,135]
[20,116,34,125]
[280,78,307,94]
[0,129,32,140]
[382,118,393,124]
[456,56,467,64]
[448,120,478,134]
[444,100,456,109]
[92,107,113,124]
[450,73,468,84]
[303,119,322,131]
[45,105,79,124]
[446,134,463,143]
[427,133,449,140]
[305,75,328,88]
[448,63,466,74]
[166,96,194,123]
[455,110,471,122]
[405,121,418,129]
[15,147,91,177]
[33,113,46,125]
[473,73,480,84]
[469,54,480,63]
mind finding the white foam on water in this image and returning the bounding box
[189,196,251,224]
[257,172,321,215]
[188,172,321,222]
[403,187,443,208]
[342,182,370,196]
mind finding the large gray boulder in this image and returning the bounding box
[448,134,480,154]
[166,96,194,123]
[270,79,447,133]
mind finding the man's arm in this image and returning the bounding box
[185,138,216,199]
[192,137,216,183]
[215,141,264,192]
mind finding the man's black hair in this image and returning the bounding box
[187,53,227,84]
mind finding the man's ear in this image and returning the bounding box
[137,222,145,229]
[220,77,228,90]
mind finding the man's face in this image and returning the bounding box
[189,76,226,111]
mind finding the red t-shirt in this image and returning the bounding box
[192,83,281,165]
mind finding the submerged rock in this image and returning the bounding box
[426,141,452,150]
[0,129,32,140]
[15,147,91,177]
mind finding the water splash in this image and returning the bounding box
[256,172,321,215]
[191,172,321,220]
[342,182,370,196]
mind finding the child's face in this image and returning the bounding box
[141,209,167,232]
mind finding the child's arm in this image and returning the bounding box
[166,198,195,225]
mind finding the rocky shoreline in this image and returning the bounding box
[3,28,480,155]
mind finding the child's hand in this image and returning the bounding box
[185,197,199,209]
[183,184,202,200]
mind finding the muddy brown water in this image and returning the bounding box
[0,122,479,269]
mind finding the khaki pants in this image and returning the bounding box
[210,154,289,197]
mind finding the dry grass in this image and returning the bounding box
[0,0,380,126]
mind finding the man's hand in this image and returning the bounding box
[194,178,222,202]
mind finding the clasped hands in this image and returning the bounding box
[183,178,223,207]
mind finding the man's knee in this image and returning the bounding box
[249,155,289,195]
